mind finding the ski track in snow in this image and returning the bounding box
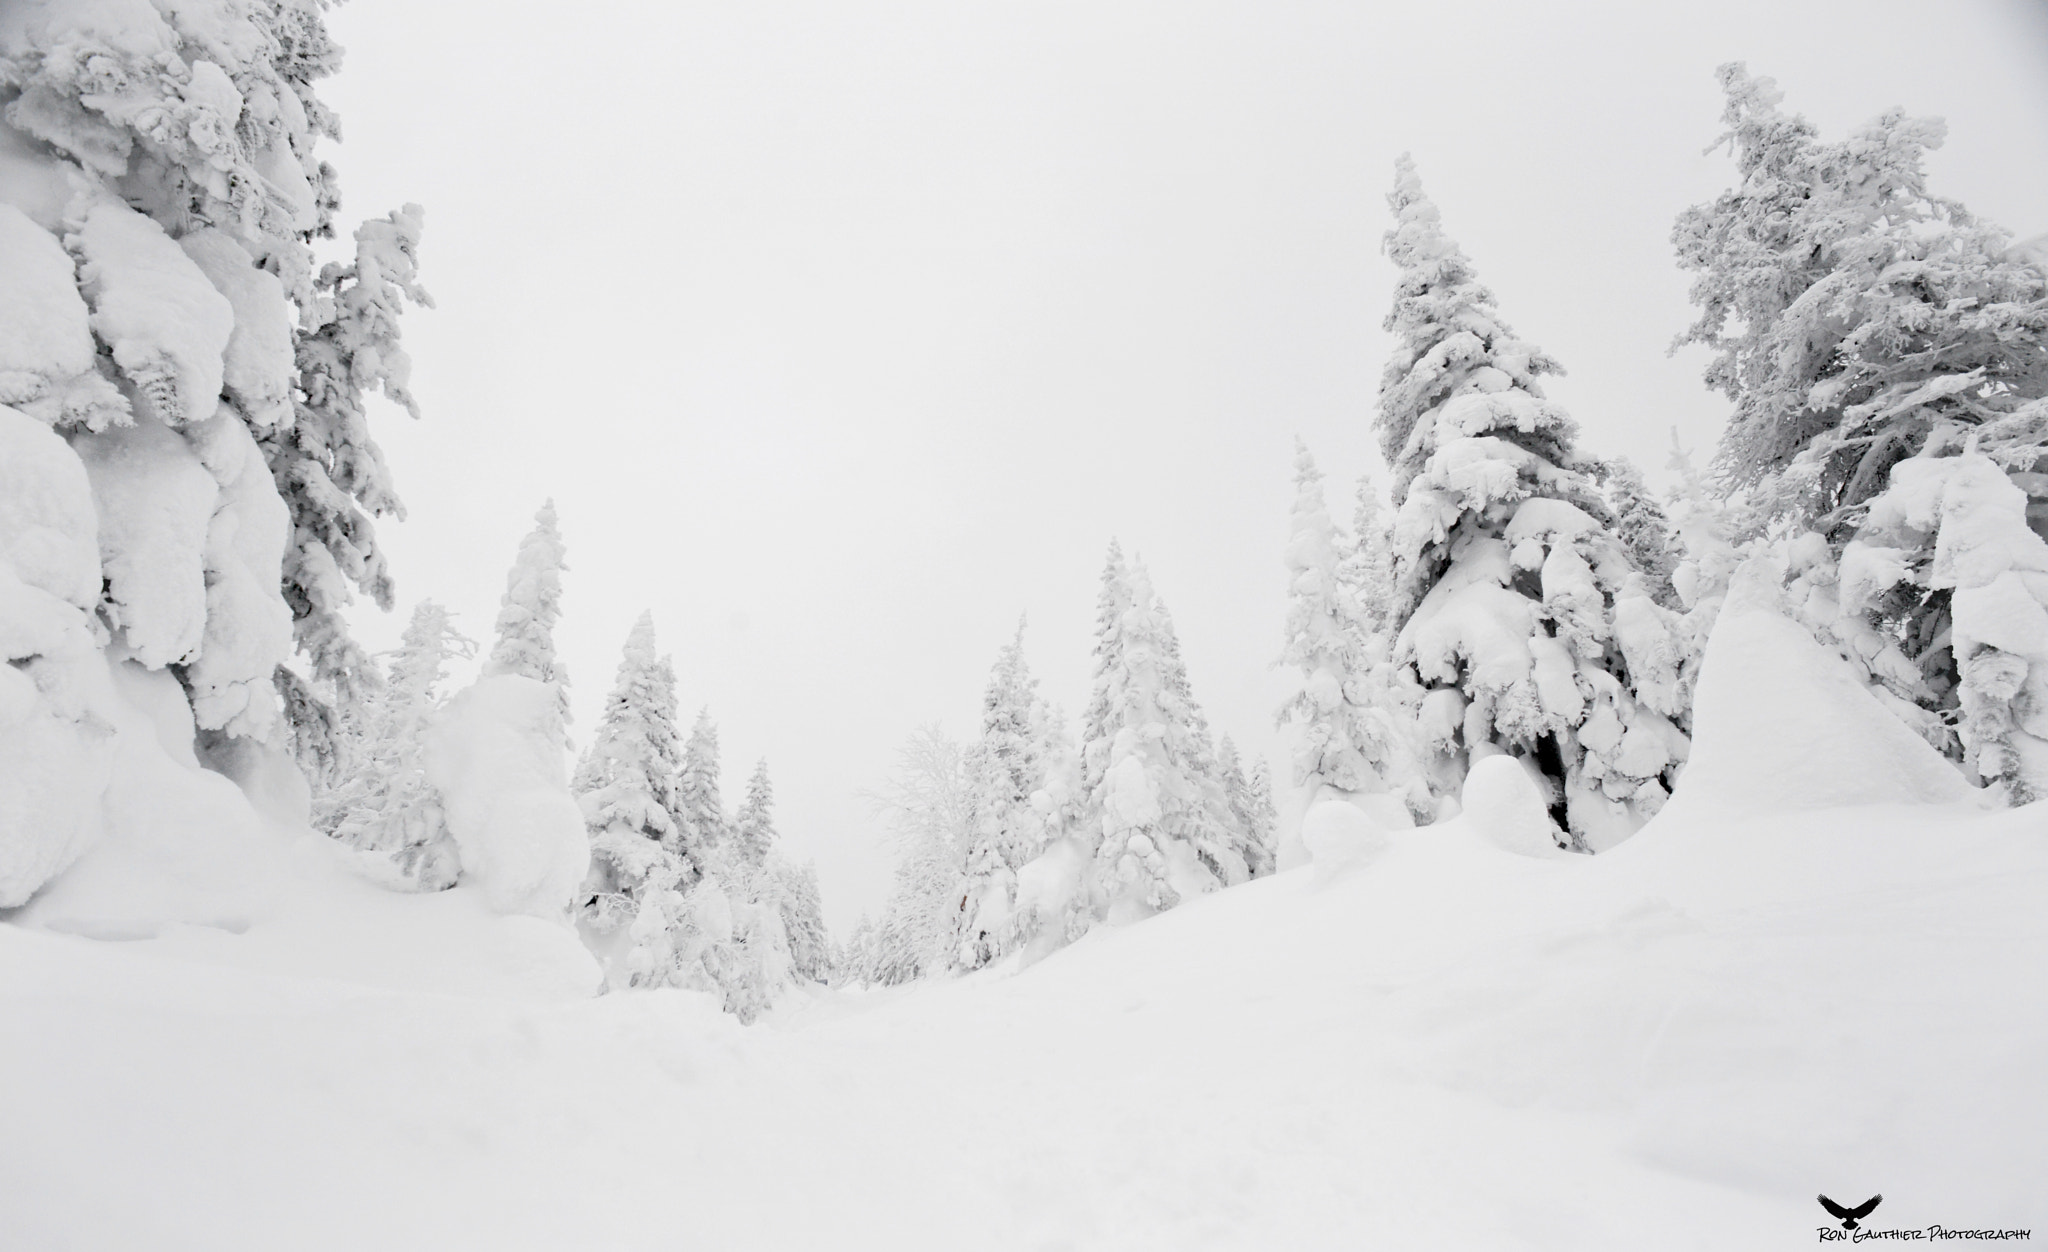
[3,799,2042,1250]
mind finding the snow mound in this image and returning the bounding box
[1457,753,1569,857]
[426,675,589,919]
[1669,602,1978,816]
[1300,791,1408,870]
[8,655,597,1000]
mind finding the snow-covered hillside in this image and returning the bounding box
[2,601,2040,1250]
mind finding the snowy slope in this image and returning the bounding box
[1,802,2039,1249]
[2,608,2044,1249]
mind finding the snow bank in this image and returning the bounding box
[1668,594,1978,817]
[425,675,589,919]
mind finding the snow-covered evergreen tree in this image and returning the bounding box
[575,613,686,934]
[773,858,832,984]
[1245,758,1279,864]
[1674,66,2048,767]
[1216,736,1276,879]
[1665,437,1745,637]
[569,619,792,1016]
[0,0,447,907]
[263,204,431,721]
[733,759,776,869]
[953,622,1054,969]
[483,499,570,743]
[1277,440,1390,797]
[1077,541,1135,807]
[1673,64,2048,534]
[1083,562,1247,921]
[1337,473,1396,633]
[1377,156,1687,848]
[1837,443,2048,800]
[1599,458,1681,609]
[326,600,471,888]
[676,710,729,874]
[0,0,424,895]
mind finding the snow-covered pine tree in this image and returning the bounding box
[483,499,570,743]
[1674,64,2048,534]
[952,621,1054,969]
[262,203,431,724]
[1077,541,1134,806]
[1277,440,1391,799]
[0,0,424,882]
[1337,473,1396,634]
[1598,458,1681,609]
[1674,65,2048,763]
[1215,735,1275,879]
[1084,562,1246,921]
[326,600,471,888]
[1245,758,1279,865]
[773,858,832,984]
[1665,437,1745,636]
[732,759,776,869]
[676,709,729,876]
[1837,442,2048,800]
[1377,156,1688,849]
[692,828,798,1022]
[837,915,877,986]
[574,613,687,942]
[1153,589,1260,884]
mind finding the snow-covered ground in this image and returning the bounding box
[2,795,2040,1248]
[4,603,2044,1249]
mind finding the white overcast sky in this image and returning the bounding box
[324,0,2048,931]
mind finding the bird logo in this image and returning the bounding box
[1818,1195,1883,1230]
